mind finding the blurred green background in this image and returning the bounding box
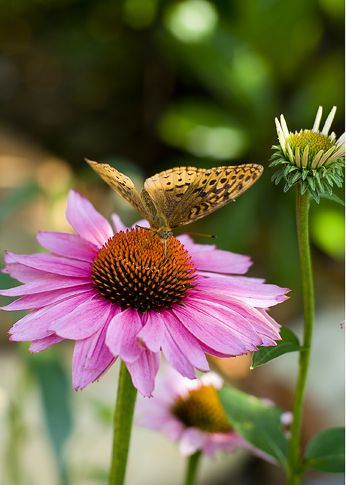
[0,0,344,484]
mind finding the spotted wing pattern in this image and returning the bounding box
[144,164,263,228]
[86,159,263,236]
[86,159,149,220]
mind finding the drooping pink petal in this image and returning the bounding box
[1,285,92,311]
[197,275,290,307]
[203,433,247,457]
[161,328,197,380]
[106,308,143,363]
[160,310,209,372]
[29,334,64,352]
[49,296,112,340]
[193,290,281,341]
[37,231,98,261]
[66,190,113,247]
[111,214,127,233]
[179,428,206,456]
[136,311,165,352]
[178,235,252,274]
[131,219,150,229]
[199,293,281,345]
[172,304,253,356]
[3,253,46,283]
[72,317,117,390]
[8,291,96,341]
[185,297,266,347]
[6,252,90,277]
[127,349,161,397]
[0,274,90,297]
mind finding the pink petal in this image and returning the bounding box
[194,291,281,341]
[50,296,112,340]
[161,310,209,371]
[179,428,206,456]
[136,312,165,352]
[4,256,46,283]
[37,231,98,261]
[106,308,143,363]
[29,335,64,352]
[161,329,197,380]
[188,297,266,345]
[127,349,161,397]
[72,318,116,390]
[6,252,90,277]
[1,285,92,311]
[8,291,95,341]
[0,274,90,297]
[111,214,127,233]
[131,219,150,229]
[66,190,113,248]
[173,300,260,355]
[197,276,290,307]
[178,235,252,274]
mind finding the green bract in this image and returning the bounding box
[270,106,345,203]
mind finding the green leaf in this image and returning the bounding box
[300,180,308,194]
[29,351,72,485]
[320,192,345,206]
[303,427,345,473]
[251,326,303,368]
[218,386,289,468]
[309,187,320,204]
[307,175,315,191]
[271,169,284,184]
[290,170,301,184]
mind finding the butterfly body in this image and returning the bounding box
[86,159,263,241]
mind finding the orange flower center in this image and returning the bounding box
[91,228,197,312]
[171,384,232,433]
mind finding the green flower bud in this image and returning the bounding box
[270,107,345,203]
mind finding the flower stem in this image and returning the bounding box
[184,451,202,485]
[286,188,314,485]
[109,360,137,485]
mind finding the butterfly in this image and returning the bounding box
[86,159,263,241]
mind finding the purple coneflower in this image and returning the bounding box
[137,366,277,458]
[1,189,289,396]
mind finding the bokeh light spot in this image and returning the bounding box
[311,209,345,259]
[187,125,247,159]
[164,0,218,43]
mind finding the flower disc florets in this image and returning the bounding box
[270,106,345,202]
[91,227,197,312]
[172,384,232,433]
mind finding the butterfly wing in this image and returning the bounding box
[86,159,149,220]
[143,166,203,228]
[144,164,263,228]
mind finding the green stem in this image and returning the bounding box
[109,360,137,485]
[184,451,202,485]
[286,188,314,485]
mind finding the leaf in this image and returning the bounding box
[218,386,289,468]
[29,351,72,485]
[320,192,345,206]
[303,427,345,473]
[251,326,303,368]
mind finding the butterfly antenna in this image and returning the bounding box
[185,232,217,239]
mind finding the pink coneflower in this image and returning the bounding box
[1,189,289,397]
[137,367,274,458]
